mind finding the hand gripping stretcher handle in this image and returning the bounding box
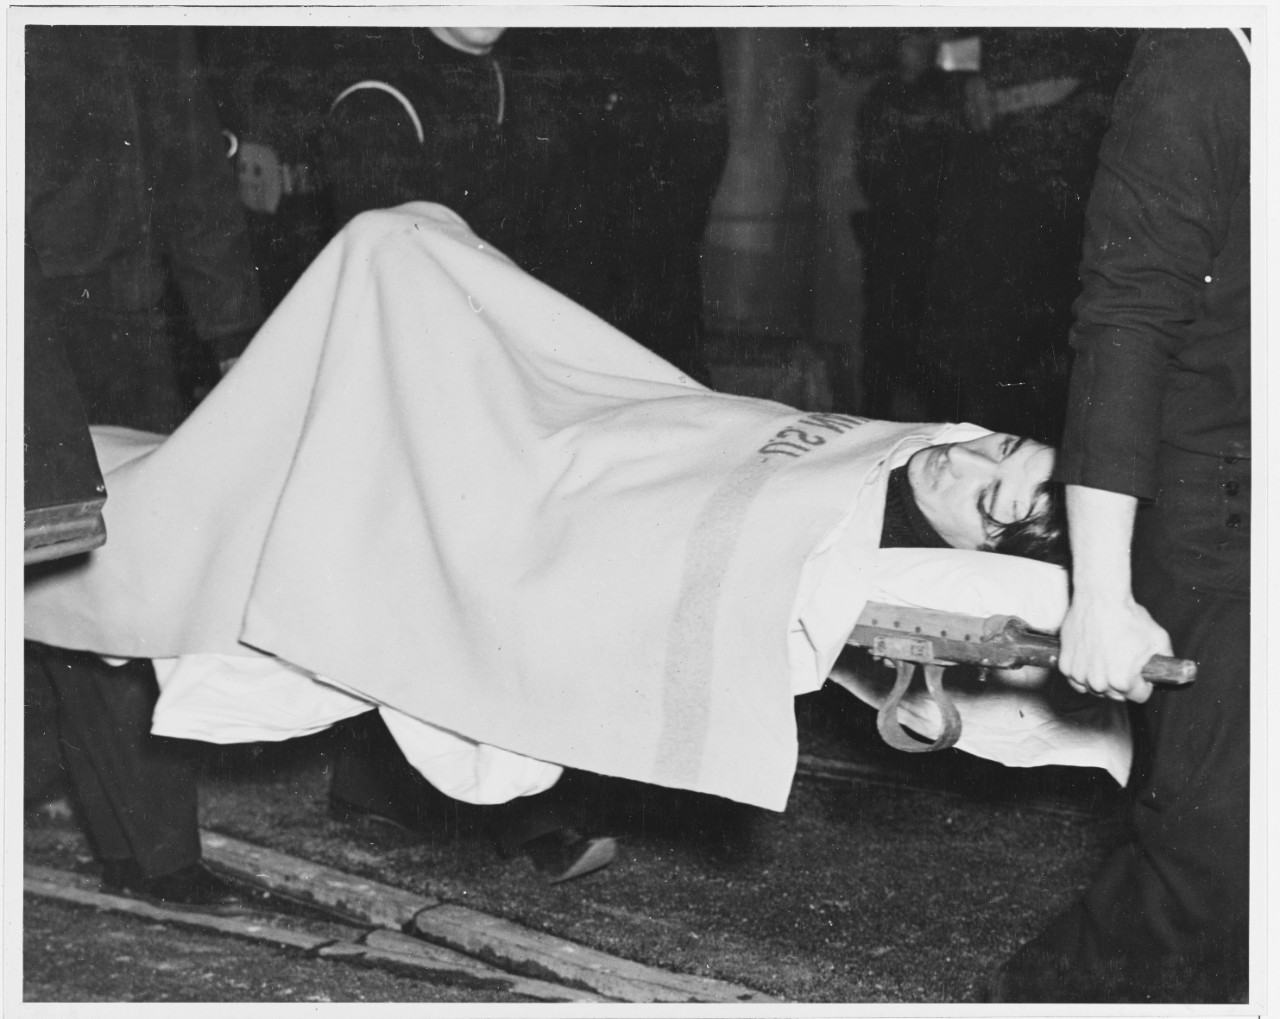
[846,604,1197,754]
[961,615,1196,685]
[848,604,1197,683]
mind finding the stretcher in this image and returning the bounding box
[21,206,1165,809]
[24,322,107,564]
[850,603,1197,753]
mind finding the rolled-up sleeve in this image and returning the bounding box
[1056,31,1245,499]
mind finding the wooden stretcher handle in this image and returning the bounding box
[1143,655,1197,685]
[848,606,1198,686]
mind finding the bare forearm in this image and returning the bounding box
[1060,484,1171,702]
[1065,485,1138,601]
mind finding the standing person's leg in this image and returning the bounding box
[328,712,617,884]
[992,457,1250,1003]
[24,647,67,806]
[1124,456,1250,991]
[35,643,241,906]
[490,769,616,884]
[329,710,462,835]
[38,645,199,873]
[57,305,190,434]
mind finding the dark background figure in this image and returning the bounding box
[904,28,1136,443]
[515,28,728,383]
[321,27,511,235]
[198,27,518,325]
[202,26,727,383]
[26,26,264,431]
[197,27,333,321]
[24,24,264,907]
[852,29,952,421]
[993,28,1251,1003]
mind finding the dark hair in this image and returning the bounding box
[980,479,1070,568]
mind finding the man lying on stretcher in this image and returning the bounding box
[26,203,1118,818]
[879,432,1062,563]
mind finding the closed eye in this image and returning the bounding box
[977,483,998,528]
[1001,435,1026,459]
[979,478,1034,532]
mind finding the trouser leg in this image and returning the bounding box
[1119,457,1249,989]
[328,711,587,858]
[24,646,67,803]
[329,710,466,832]
[36,644,201,876]
[330,710,418,820]
[999,457,1250,1002]
[1037,581,1250,999]
[490,772,588,856]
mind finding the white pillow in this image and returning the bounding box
[868,547,1069,632]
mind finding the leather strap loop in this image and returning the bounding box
[876,659,964,753]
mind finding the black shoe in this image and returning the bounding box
[521,828,617,884]
[101,859,246,910]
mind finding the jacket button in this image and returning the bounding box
[1226,513,1242,528]
[1224,480,1240,496]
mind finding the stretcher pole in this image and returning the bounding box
[847,603,1197,753]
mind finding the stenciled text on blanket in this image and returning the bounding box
[758,414,868,458]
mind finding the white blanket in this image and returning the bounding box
[25,204,1129,808]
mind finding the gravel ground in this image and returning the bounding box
[23,681,1130,1004]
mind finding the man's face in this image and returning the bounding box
[906,433,1055,550]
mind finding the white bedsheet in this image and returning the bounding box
[150,655,562,803]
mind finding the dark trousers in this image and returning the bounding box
[330,711,583,850]
[29,643,202,877]
[1016,451,1250,1001]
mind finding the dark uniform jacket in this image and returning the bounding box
[1056,29,1250,499]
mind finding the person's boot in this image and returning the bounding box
[101,858,246,911]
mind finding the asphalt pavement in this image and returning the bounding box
[20,681,1128,1005]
